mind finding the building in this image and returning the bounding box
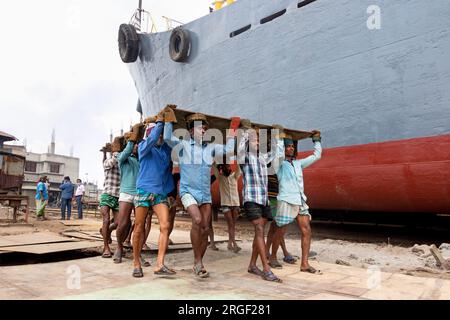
[21,131,80,207]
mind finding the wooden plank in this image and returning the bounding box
[2,241,103,254]
[59,220,101,226]
[60,231,104,241]
[0,232,78,248]
[173,108,312,141]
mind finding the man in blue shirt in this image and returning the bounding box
[131,111,175,278]
[113,123,141,264]
[35,176,48,221]
[164,106,238,278]
[59,176,75,220]
[270,130,322,274]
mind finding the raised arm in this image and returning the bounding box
[213,116,240,159]
[299,141,322,168]
[139,121,164,158]
[299,130,322,169]
[103,153,118,170]
[163,122,181,149]
[118,141,134,164]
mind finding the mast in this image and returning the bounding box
[137,0,143,31]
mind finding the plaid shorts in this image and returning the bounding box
[274,200,311,227]
[134,188,168,208]
[99,194,119,211]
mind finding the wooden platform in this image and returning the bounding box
[172,107,313,141]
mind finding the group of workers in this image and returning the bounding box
[99,105,322,282]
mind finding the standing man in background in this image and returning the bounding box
[59,176,74,220]
[75,179,85,219]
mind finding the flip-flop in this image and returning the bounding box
[123,241,132,248]
[233,246,242,253]
[193,265,209,278]
[209,246,219,251]
[247,266,264,277]
[141,256,151,267]
[283,255,297,264]
[154,265,177,276]
[132,267,143,278]
[268,260,283,269]
[102,252,112,258]
[301,266,322,275]
[113,251,122,264]
[261,270,282,283]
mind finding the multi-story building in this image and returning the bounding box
[20,131,80,207]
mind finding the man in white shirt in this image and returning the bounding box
[75,179,85,219]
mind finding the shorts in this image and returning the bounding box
[99,194,119,211]
[181,193,211,209]
[134,188,168,208]
[274,200,311,227]
[221,206,240,213]
[243,202,273,221]
[119,192,136,204]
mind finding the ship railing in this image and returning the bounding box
[162,16,184,31]
[129,8,157,34]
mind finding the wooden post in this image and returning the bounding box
[25,196,29,223]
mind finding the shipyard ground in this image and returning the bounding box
[1,207,450,300]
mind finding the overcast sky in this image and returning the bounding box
[0,0,214,187]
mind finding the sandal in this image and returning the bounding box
[261,270,282,283]
[193,264,209,278]
[283,255,297,264]
[268,260,283,269]
[141,256,151,267]
[132,267,143,278]
[247,266,264,277]
[301,266,322,275]
[123,241,132,248]
[154,265,177,275]
[102,252,112,258]
[113,251,122,264]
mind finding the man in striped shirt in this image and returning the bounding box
[238,120,284,283]
[99,138,121,258]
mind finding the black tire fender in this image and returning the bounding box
[118,24,140,63]
[169,28,191,62]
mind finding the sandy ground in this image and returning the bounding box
[1,205,450,281]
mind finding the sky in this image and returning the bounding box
[0,0,215,187]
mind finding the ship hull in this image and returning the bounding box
[126,0,450,213]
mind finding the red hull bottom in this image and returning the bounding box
[300,134,450,214]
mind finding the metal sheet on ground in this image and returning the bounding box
[0,232,78,248]
[0,241,103,254]
[173,108,312,141]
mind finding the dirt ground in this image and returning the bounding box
[2,205,450,281]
